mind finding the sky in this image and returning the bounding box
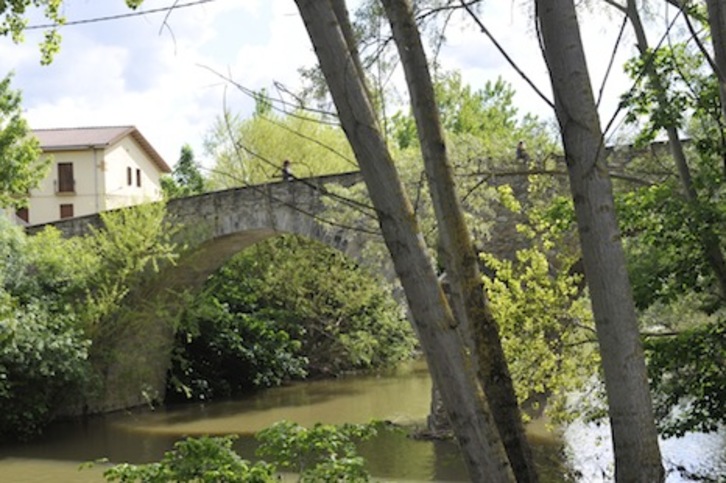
[1,0,667,172]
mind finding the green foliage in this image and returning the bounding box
[481,211,598,421]
[256,420,387,482]
[0,202,180,440]
[100,421,390,483]
[621,45,704,145]
[168,296,308,401]
[644,314,726,437]
[204,110,355,188]
[0,218,90,442]
[616,182,720,309]
[169,236,415,401]
[0,73,48,208]
[1,1,157,64]
[81,202,180,338]
[0,0,64,64]
[161,145,206,199]
[102,436,275,483]
[435,73,517,138]
[0,297,89,441]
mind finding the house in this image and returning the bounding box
[18,126,172,225]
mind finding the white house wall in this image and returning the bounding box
[27,149,105,225]
[103,137,164,210]
[24,135,166,225]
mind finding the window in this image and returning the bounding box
[16,207,29,223]
[127,167,133,186]
[60,204,74,219]
[136,168,142,187]
[57,163,74,193]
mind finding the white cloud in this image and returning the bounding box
[1,0,684,172]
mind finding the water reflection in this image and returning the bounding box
[0,359,723,482]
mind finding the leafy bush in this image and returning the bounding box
[102,436,275,483]
[0,295,89,441]
[256,420,386,482]
[0,219,91,441]
[99,421,389,483]
[168,236,415,401]
[0,204,180,440]
[645,313,726,437]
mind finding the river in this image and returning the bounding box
[0,359,723,482]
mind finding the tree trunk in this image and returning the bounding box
[536,1,665,481]
[380,1,538,481]
[294,1,514,480]
[706,0,726,123]
[623,0,726,300]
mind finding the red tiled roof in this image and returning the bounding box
[32,126,171,173]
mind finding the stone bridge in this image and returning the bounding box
[27,168,534,414]
[29,171,374,290]
[28,171,392,413]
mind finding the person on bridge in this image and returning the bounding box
[516,141,530,162]
[282,159,293,181]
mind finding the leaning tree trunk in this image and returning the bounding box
[706,0,726,124]
[380,1,538,481]
[294,0,514,480]
[705,0,726,179]
[536,0,665,481]
[621,0,726,300]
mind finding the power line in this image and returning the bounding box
[26,0,218,30]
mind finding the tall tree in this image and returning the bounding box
[380,1,536,480]
[161,144,206,199]
[606,0,726,301]
[293,0,515,480]
[0,74,47,209]
[535,0,665,481]
[706,0,726,123]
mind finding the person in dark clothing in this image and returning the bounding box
[516,141,530,162]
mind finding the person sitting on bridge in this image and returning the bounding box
[516,141,530,162]
[281,159,293,181]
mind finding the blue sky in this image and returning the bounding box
[2,0,654,172]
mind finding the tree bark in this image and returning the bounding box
[706,0,726,124]
[536,1,665,481]
[294,1,514,480]
[380,1,538,481]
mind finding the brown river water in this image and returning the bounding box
[0,359,723,482]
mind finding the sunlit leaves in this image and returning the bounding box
[81,202,180,336]
[481,240,597,421]
[0,0,65,64]
[102,435,276,483]
[257,420,388,482]
[101,422,391,483]
[0,73,48,208]
[205,110,355,188]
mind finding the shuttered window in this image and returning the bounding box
[57,163,74,193]
[60,204,74,219]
